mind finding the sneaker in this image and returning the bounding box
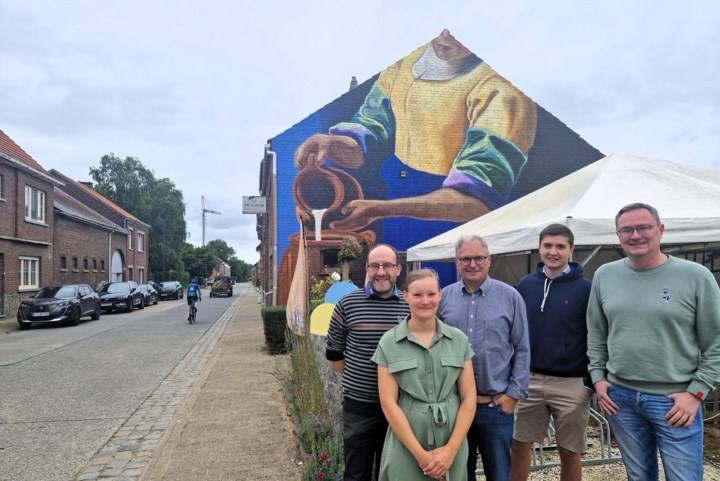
[187,315,191,321]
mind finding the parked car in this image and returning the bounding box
[97,281,144,313]
[17,284,101,329]
[138,284,159,306]
[156,281,184,300]
[211,276,234,296]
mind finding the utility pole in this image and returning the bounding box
[202,196,221,246]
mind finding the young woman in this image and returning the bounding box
[372,269,476,481]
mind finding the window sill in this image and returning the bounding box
[24,218,49,227]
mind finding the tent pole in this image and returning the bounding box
[580,246,603,266]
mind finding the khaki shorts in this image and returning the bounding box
[513,372,592,453]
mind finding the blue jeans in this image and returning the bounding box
[608,384,703,481]
[466,403,514,481]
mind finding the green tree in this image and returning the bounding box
[228,257,252,282]
[89,154,187,282]
[182,244,215,280]
[206,239,236,263]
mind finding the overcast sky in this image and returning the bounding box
[2,0,718,264]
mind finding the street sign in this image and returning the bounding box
[242,196,266,214]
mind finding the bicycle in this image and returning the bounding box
[188,299,198,324]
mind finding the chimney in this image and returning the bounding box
[349,76,358,91]
[79,181,94,189]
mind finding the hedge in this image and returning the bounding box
[261,305,289,354]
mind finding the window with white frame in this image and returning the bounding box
[24,185,46,222]
[138,231,145,252]
[128,228,134,250]
[138,267,145,284]
[19,256,40,289]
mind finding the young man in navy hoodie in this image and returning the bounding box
[510,224,593,481]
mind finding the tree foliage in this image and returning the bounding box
[89,154,187,281]
[88,154,255,285]
[338,237,362,261]
[207,238,253,282]
[182,243,215,280]
[206,239,236,262]
[228,258,252,282]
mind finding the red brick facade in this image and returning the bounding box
[0,130,150,319]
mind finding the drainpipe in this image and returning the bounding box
[108,230,115,283]
[265,144,278,306]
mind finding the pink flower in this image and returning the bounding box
[315,473,324,480]
[320,452,329,461]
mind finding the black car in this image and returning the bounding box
[156,281,184,300]
[17,284,101,329]
[97,281,144,313]
[138,284,159,306]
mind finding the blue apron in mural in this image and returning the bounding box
[380,155,458,285]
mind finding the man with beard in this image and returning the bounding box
[326,244,410,481]
[438,234,530,481]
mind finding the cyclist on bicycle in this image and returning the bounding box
[187,277,202,320]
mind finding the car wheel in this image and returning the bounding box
[19,322,31,330]
[69,306,81,326]
[126,299,133,313]
[154,298,158,305]
[91,304,101,320]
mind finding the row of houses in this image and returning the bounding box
[0,129,149,319]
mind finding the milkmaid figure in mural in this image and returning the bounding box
[294,29,537,260]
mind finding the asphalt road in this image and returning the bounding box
[0,287,238,481]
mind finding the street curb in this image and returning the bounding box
[72,292,242,481]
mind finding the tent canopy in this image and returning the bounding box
[408,153,720,262]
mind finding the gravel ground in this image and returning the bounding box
[524,460,720,481]
[472,427,720,481]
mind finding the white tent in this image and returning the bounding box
[408,153,720,263]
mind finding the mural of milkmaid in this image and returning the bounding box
[272,29,604,303]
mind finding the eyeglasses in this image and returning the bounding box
[616,224,657,239]
[457,256,488,265]
[367,263,398,271]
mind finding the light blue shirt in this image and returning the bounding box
[438,276,530,400]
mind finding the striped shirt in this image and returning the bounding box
[326,285,410,403]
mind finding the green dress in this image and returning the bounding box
[371,317,474,481]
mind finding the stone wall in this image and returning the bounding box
[310,333,343,428]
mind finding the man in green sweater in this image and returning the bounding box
[587,202,720,481]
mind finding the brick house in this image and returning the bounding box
[0,129,150,319]
[0,130,60,317]
[52,187,128,290]
[50,170,150,285]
